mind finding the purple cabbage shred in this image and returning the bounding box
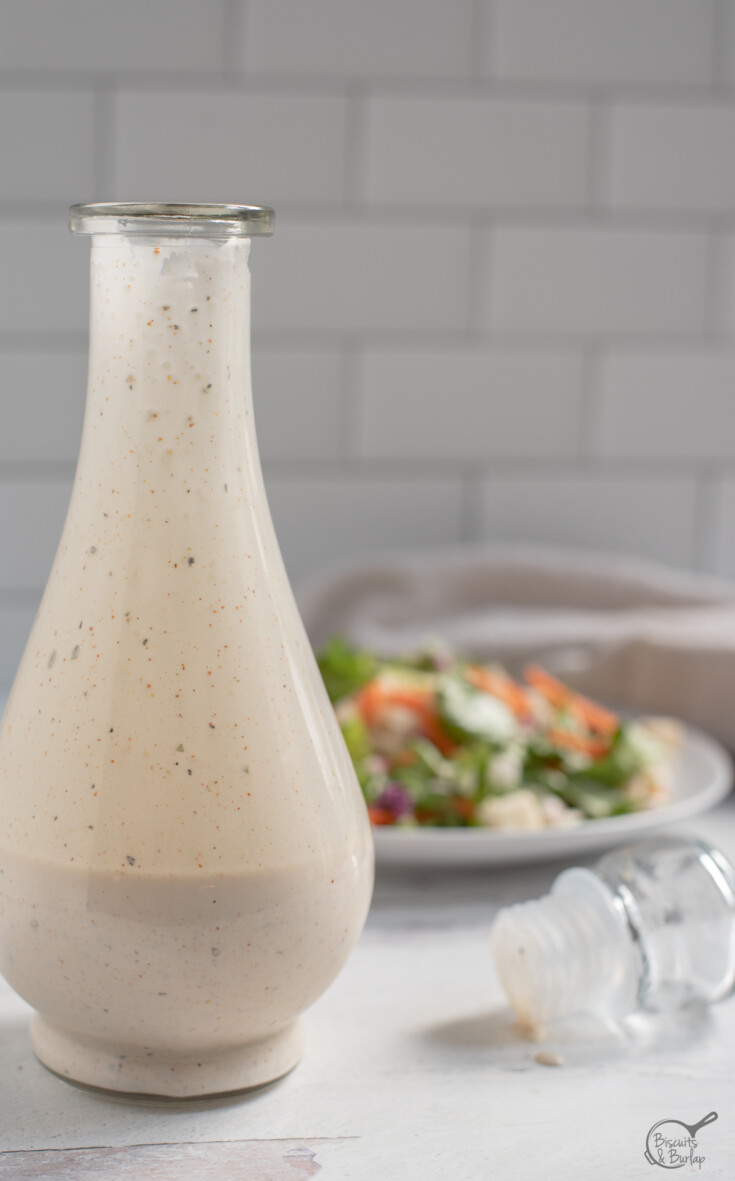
[374,782,414,817]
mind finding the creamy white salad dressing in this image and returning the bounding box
[0,224,373,1095]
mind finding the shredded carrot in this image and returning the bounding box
[368,806,396,826]
[451,797,475,820]
[356,681,431,725]
[466,665,531,718]
[356,680,458,757]
[386,687,435,712]
[524,665,577,709]
[390,749,419,769]
[547,728,610,759]
[419,711,458,758]
[524,665,618,735]
[354,680,383,725]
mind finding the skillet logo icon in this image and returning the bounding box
[644,1111,718,1170]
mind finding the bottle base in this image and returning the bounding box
[30,1015,305,1100]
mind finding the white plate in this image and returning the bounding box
[372,723,733,868]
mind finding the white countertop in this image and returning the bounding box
[1,797,735,1180]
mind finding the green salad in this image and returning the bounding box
[318,638,680,831]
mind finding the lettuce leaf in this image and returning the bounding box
[318,636,378,703]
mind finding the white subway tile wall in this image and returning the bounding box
[265,477,465,580]
[364,97,591,209]
[0,481,72,589]
[478,475,699,568]
[253,350,344,462]
[597,354,735,459]
[486,227,709,335]
[0,607,36,684]
[609,105,735,213]
[1,0,735,688]
[0,1,229,72]
[357,351,584,459]
[240,0,475,79]
[710,479,735,578]
[0,222,88,333]
[489,0,715,86]
[254,221,473,334]
[114,91,350,204]
[0,90,96,201]
[0,351,86,462]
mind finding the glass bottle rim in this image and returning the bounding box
[69,203,275,238]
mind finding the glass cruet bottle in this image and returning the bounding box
[0,203,374,1098]
[492,835,735,1029]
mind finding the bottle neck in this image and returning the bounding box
[80,233,255,484]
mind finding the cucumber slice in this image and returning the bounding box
[438,675,517,744]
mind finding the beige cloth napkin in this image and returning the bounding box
[297,547,735,751]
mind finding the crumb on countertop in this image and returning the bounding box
[534,1050,564,1067]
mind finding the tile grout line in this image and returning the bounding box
[0,334,89,352]
[0,588,43,608]
[93,80,116,198]
[470,0,491,79]
[691,464,720,572]
[6,201,735,233]
[343,86,369,204]
[460,467,483,544]
[337,338,363,460]
[586,99,612,212]
[1,67,735,104]
[5,327,735,351]
[711,0,731,89]
[255,457,735,480]
[467,216,489,339]
[703,228,728,337]
[0,461,77,481]
[577,343,604,460]
[222,0,245,76]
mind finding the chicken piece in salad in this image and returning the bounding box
[317,638,681,831]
